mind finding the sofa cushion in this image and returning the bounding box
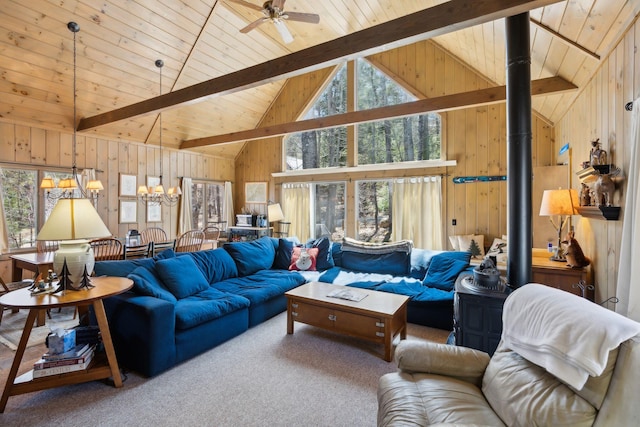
[422,252,470,291]
[306,236,335,270]
[340,238,412,276]
[482,344,596,427]
[174,287,250,330]
[212,270,305,305]
[272,238,295,270]
[408,248,444,279]
[127,265,177,303]
[187,248,239,284]
[223,237,276,276]
[155,256,210,299]
[153,248,176,260]
[289,247,319,271]
[94,258,155,278]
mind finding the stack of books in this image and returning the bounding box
[33,343,96,378]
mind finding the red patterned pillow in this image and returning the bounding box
[289,247,319,271]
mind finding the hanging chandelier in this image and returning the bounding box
[40,21,103,201]
[137,59,181,207]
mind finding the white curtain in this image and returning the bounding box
[391,176,443,250]
[616,97,640,321]
[0,168,9,252]
[178,177,193,236]
[282,183,311,242]
[223,181,234,231]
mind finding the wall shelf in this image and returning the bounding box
[576,206,620,220]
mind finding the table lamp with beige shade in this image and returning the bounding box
[539,188,579,262]
[37,198,112,286]
[268,203,285,236]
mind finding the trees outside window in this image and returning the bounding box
[313,182,345,241]
[1,168,38,249]
[357,180,391,242]
[191,181,225,230]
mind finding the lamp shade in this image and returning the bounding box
[268,203,285,223]
[40,177,56,190]
[539,189,579,216]
[37,198,111,241]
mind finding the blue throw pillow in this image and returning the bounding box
[307,236,335,271]
[422,253,470,291]
[127,265,177,302]
[155,256,210,299]
[223,237,276,276]
[154,248,176,261]
[272,239,294,270]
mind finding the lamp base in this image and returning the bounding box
[53,240,95,289]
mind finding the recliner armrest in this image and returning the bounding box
[396,340,490,386]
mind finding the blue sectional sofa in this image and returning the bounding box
[94,236,470,377]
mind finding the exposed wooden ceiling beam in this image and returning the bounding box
[530,17,600,60]
[78,0,562,131]
[181,76,576,149]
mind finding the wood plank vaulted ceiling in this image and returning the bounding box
[1,0,639,159]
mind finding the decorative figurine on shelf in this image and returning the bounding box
[579,183,591,206]
[561,231,590,268]
[590,138,607,166]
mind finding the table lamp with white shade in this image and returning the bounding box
[37,198,111,286]
[268,203,285,236]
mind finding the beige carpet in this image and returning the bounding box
[0,311,449,426]
[0,307,79,351]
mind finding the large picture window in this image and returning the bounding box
[190,181,225,230]
[357,180,391,242]
[1,168,38,249]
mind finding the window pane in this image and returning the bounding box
[191,181,225,230]
[357,180,391,243]
[314,182,345,241]
[286,64,348,170]
[2,168,38,249]
[205,183,224,224]
[191,182,205,230]
[43,171,79,220]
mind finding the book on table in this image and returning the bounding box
[326,288,368,302]
[33,345,95,377]
[40,343,91,362]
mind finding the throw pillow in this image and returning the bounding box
[223,237,276,276]
[127,265,177,302]
[457,234,485,259]
[422,253,470,291]
[272,238,295,270]
[289,247,319,271]
[307,236,335,271]
[486,238,508,263]
[155,256,210,299]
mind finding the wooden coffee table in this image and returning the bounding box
[285,282,409,361]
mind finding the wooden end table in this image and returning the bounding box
[0,276,133,413]
[285,282,409,361]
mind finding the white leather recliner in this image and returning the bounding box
[378,283,640,426]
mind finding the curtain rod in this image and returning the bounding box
[178,176,229,183]
[0,160,103,173]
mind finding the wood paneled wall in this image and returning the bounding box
[555,17,640,307]
[234,40,555,246]
[0,121,233,263]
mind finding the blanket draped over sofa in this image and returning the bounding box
[94,236,471,377]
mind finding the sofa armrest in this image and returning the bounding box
[101,292,177,377]
[395,340,490,386]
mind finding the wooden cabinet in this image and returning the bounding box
[453,275,510,356]
[531,255,593,301]
[228,226,272,242]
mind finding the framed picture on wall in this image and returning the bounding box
[147,175,160,189]
[119,174,137,197]
[245,182,267,204]
[147,203,162,223]
[119,200,137,223]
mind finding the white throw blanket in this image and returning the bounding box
[502,283,640,390]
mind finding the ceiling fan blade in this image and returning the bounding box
[240,17,269,33]
[226,0,263,12]
[272,0,286,10]
[273,19,294,44]
[283,12,320,24]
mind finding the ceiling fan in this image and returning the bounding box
[227,0,320,44]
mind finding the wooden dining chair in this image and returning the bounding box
[37,240,59,253]
[124,242,152,259]
[151,240,176,257]
[0,277,34,325]
[175,229,205,253]
[141,227,168,244]
[90,237,124,261]
[203,226,221,241]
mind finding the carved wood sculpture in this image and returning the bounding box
[561,231,590,268]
